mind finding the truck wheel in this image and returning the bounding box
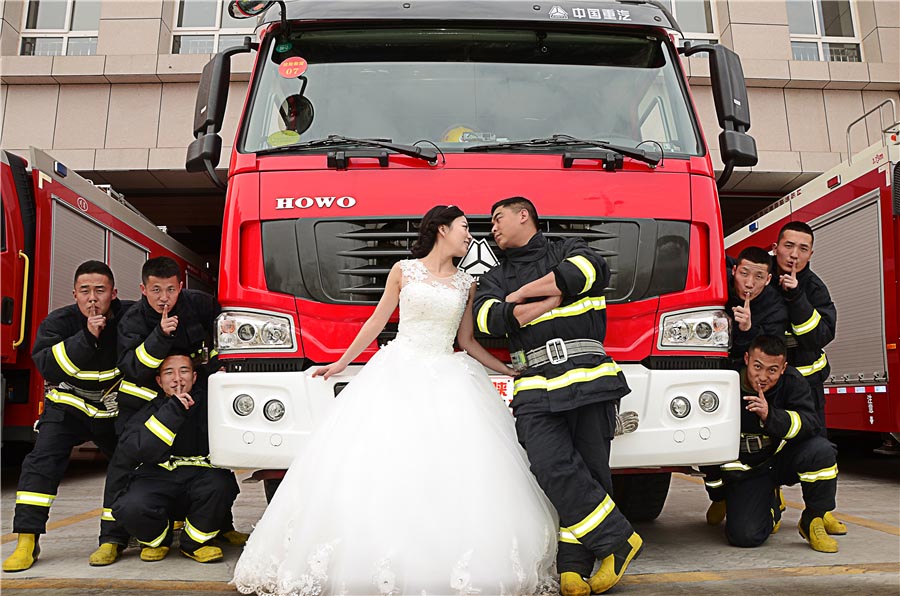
[263,478,282,503]
[612,472,671,523]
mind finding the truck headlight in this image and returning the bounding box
[264,399,285,421]
[233,394,254,416]
[670,396,691,418]
[659,308,731,351]
[216,309,295,353]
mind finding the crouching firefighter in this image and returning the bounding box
[3,261,133,572]
[707,334,840,553]
[112,352,240,563]
[474,197,639,596]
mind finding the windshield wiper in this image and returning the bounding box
[256,134,438,164]
[463,134,661,167]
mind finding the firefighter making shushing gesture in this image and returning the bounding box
[703,246,788,526]
[474,196,639,596]
[772,221,846,537]
[3,261,133,572]
[91,256,246,566]
[714,334,840,553]
[112,353,240,563]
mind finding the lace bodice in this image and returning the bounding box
[395,259,472,355]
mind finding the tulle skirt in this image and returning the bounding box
[233,338,558,595]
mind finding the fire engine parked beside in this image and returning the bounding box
[1,148,214,454]
[726,100,900,442]
[187,0,759,517]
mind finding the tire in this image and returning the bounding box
[612,472,671,523]
[263,478,282,503]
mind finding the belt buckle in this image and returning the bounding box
[744,435,763,453]
[545,338,568,365]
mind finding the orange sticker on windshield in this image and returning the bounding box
[278,57,308,78]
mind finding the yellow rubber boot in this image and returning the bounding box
[218,529,249,546]
[706,500,726,525]
[89,542,124,566]
[560,572,591,596]
[181,544,223,563]
[140,546,170,562]
[771,519,781,534]
[588,532,643,594]
[799,517,838,553]
[2,534,40,572]
[823,511,847,535]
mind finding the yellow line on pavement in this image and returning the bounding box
[620,562,900,586]
[0,578,233,591]
[674,473,900,536]
[1,508,103,544]
[3,563,898,591]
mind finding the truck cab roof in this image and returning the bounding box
[260,0,680,33]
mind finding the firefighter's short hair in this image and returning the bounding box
[748,334,787,359]
[735,246,773,273]
[142,256,181,284]
[74,260,114,287]
[491,196,540,228]
[777,221,815,246]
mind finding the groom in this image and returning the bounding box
[474,197,641,595]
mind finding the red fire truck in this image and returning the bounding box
[187,0,759,516]
[726,99,900,441]
[1,147,214,453]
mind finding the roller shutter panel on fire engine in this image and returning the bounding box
[50,201,105,311]
[808,191,886,384]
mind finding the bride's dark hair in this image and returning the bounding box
[410,205,466,258]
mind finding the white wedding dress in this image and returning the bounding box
[233,259,558,596]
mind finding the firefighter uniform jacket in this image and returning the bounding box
[116,289,219,416]
[13,298,133,536]
[116,387,212,467]
[473,233,630,415]
[725,275,788,365]
[33,298,134,408]
[736,366,821,461]
[776,265,836,386]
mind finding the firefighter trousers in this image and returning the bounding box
[112,465,239,552]
[722,436,837,548]
[98,405,143,546]
[515,401,633,577]
[12,400,118,536]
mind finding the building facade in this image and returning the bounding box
[1,0,898,261]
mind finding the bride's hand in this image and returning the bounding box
[311,362,347,380]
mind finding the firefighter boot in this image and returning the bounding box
[181,544,223,563]
[823,511,847,535]
[89,542,124,566]
[706,500,726,525]
[588,532,644,594]
[218,529,249,546]
[799,517,838,553]
[140,546,170,562]
[560,572,591,596]
[2,534,40,572]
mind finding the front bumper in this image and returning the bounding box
[207,364,739,470]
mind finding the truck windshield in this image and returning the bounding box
[240,27,702,156]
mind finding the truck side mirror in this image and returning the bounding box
[186,39,257,188]
[681,43,758,187]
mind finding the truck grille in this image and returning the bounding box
[262,216,687,306]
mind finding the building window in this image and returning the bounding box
[172,0,255,54]
[659,0,719,45]
[20,0,100,56]
[787,0,861,62]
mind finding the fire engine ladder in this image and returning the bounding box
[846,99,900,164]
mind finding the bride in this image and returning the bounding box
[233,205,558,596]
